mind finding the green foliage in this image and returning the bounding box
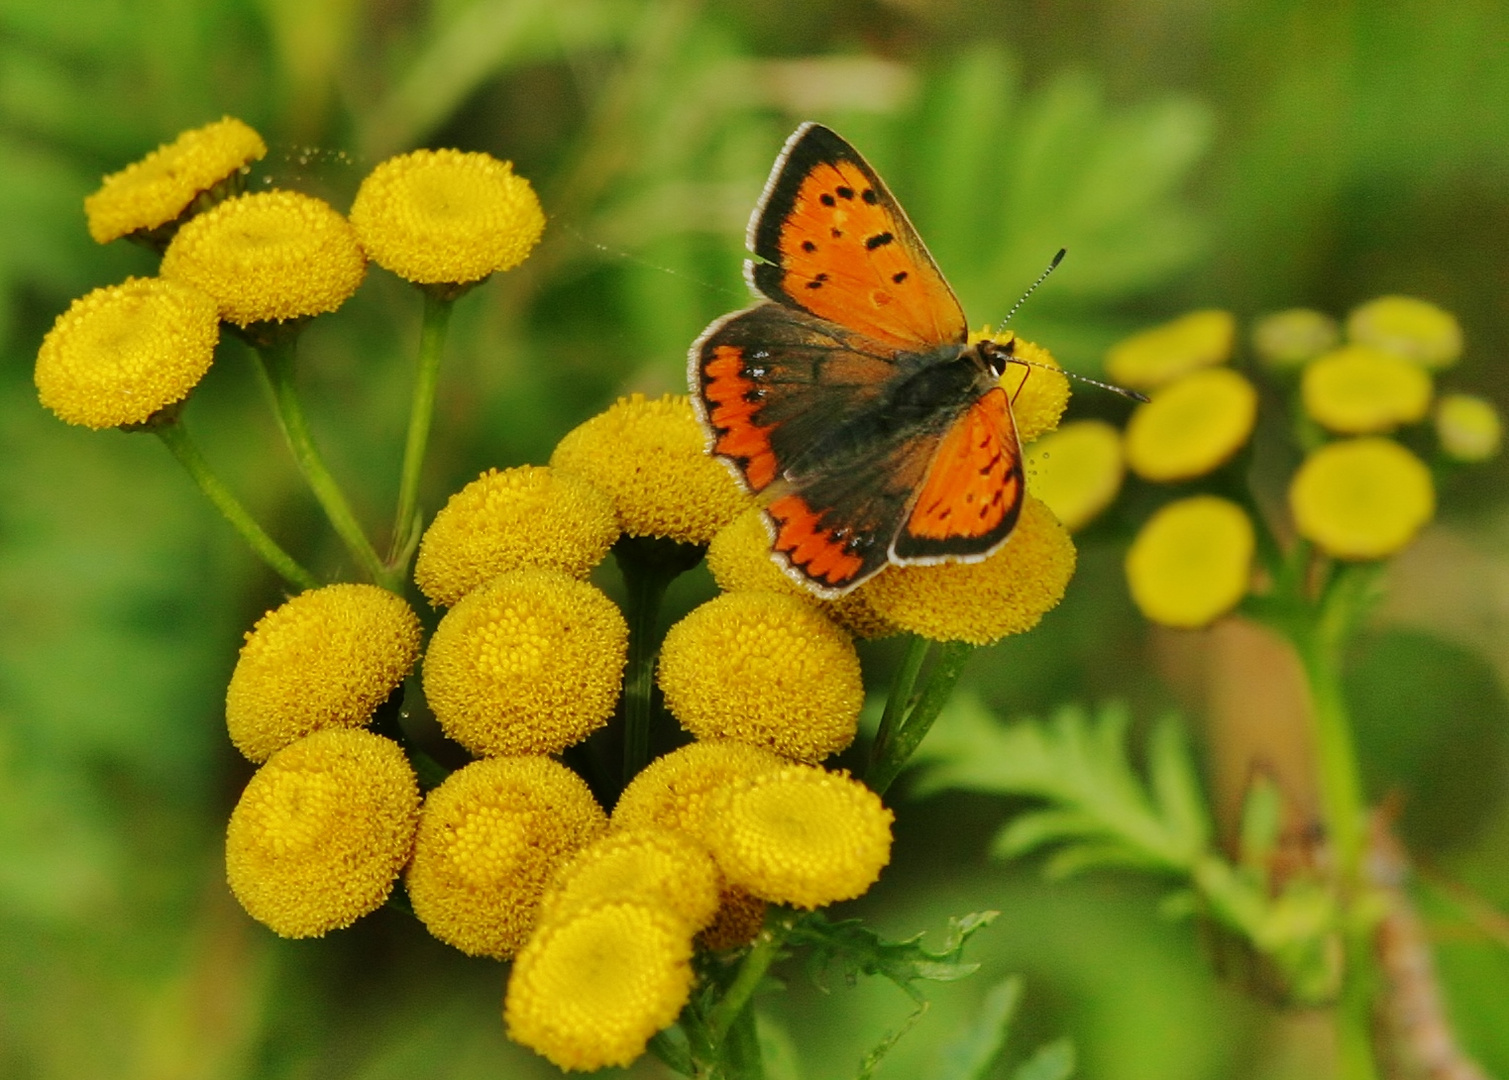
[935,977,1077,1080]
[788,909,998,1002]
[914,696,1345,1004]
[912,696,1210,876]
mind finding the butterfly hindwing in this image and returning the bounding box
[766,423,947,594]
[748,123,968,352]
[892,386,1024,561]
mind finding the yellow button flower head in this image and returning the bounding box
[705,506,897,639]
[85,117,267,244]
[34,277,220,429]
[612,739,787,839]
[551,393,749,544]
[1125,367,1258,482]
[1301,344,1432,434]
[864,495,1075,646]
[505,901,695,1071]
[225,729,420,938]
[1289,438,1435,560]
[414,465,619,607]
[422,568,627,757]
[1105,310,1236,392]
[1435,393,1502,463]
[161,190,366,326]
[225,584,422,762]
[1025,419,1125,531]
[539,829,720,934]
[406,756,608,959]
[1346,295,1462,370]
[1125,496,1254,628]
[350,149,545,286]
[706,765,893,909]
[658,591,864,762]
[1252,308,1340,370]
[976,332,1069,442]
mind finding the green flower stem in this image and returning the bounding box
[868,640,976,795]
[153,420,320,591]
[723,1005,765,1080]
[1282,562,1383,1080]
[253,338,392,588]
[388,290,455,568]
[868,634,930,778]
[706,910,792,1048]
[613,535,706,786]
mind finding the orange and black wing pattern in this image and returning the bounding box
[692,301,906,495]
[892,386,1024,562]
[747,123,967,352]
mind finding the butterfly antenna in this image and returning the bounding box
[998,248,1066,328]
[1009,360,1149,403]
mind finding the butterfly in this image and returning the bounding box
[689,122,1028,597]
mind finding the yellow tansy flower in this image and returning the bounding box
[980,333,1070,443]
[350,149,545,285]
[1252,308,1340,370]
[1435,393,1502,463]
[1289,438,1435,560]
[85,117,266,244]
[1301,345,1432,434]
[658,591,864,762]
[706,765,893,909]
[612,739,787,839]
[422,568,627,757]
[606,740,779,951]
[539,829,720,935]
[34,277,220,429]
[406,756,608,959]
[1025,419,1125,531]
[225,729,420,938]
[225,584,421,763]
[161,191,366,326]
[1346,295,1462,370]
[705,506,898,639]
[864,495,1075,646]
[1105,310,1236,392]
[1124,496,1254,628]
[414,466,619,607]
[1124,367,1258,482]
[505,901,695,1071]
[551,393,749,544]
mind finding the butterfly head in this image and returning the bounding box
[976,335,1017,379]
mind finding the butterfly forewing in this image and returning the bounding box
[748,124,967,352]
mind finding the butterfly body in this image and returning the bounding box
[690,123,1025,597]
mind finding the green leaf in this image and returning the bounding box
[934,977,1023,1080]
[915,697,1210,873]
[787,910,998,1003]
[1011,1038,1076,1080]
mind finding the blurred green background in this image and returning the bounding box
[2,0,1507,1076]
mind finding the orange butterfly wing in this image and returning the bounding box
[748,123,967,352]
[893,386,1024,562]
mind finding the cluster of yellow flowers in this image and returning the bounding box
[216,367,1079,1070]
[1025,299,1500,629]
[44,116,1089,1075]
[36,117,545,429]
